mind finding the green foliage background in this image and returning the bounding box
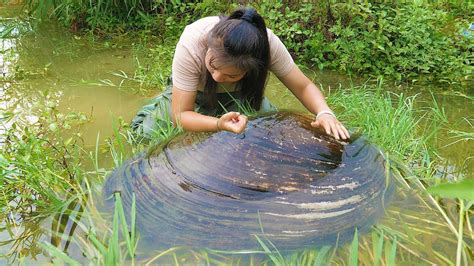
[22,0,474,87]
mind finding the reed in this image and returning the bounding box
[326,80,425,157]
[0,91,95,262]
[41,193,137,265]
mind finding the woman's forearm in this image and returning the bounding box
[171,87,219,132]
[173,110,248,134]
[294,83,332,115]
[279,66,332,116]
[173,111,219,132]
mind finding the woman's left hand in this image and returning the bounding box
[311,113,350,140]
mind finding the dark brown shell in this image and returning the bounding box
[104,112,393,250]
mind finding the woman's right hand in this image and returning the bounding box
[217,112,248,134]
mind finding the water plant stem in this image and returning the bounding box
[456,200,464,266]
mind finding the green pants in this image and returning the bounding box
[131,85,277,137]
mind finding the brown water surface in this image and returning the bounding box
[1,6,145,149]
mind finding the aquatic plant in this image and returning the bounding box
[0,90,93,261]
[41,192,138,265]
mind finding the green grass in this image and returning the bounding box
[326,80,436,158]
[40,193,138,265]
[1,79,472,265]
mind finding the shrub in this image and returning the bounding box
[20,0,472,86]
[320,2,472,84]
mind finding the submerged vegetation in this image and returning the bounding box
[1,0,473,265]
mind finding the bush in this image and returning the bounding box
[21,0,473,87]
[258,1,472,85]
[261,2,472,85]
[319,2,472,84]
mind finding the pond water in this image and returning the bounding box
[1,4,472,265]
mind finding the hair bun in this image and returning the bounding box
[240,8,257,24]
[240,14,253,23]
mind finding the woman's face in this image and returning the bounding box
[205,49,246,83]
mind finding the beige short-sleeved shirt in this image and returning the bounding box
[172,16,295,93]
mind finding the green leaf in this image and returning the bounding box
[372,230,384,266]
[427,180,474,201]
[254,235,284,265]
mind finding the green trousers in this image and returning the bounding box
[131,84,276,137]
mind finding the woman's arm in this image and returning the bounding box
[171,86,247,133]
[278,65,350,140]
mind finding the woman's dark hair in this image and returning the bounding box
[204,7,270,111]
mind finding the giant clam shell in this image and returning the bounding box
[104,112,393,250]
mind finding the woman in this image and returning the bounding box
[132,7,349,140]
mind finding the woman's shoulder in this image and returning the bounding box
[179,16,220,43]
[266,28,296,77]
[187,16,220,29]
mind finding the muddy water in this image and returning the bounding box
[1,4,472,265]
[1,6,145,263]
[1,9,145,149]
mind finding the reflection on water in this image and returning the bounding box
[429,91,474,178]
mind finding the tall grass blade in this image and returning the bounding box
[87,233,107,255]
[145,247,186,265]
[40,242,82,266]
[131,193,137,252]
[115,193,133,257]
[456,200,464,266]
[107,193,121,265]
[173,252,179,266]
[254,235,284,265]
[266,238,284,263]
[389,237,397,266]
[257,210,265,234]
[349,228,358,266]
[314,246,331,266]
[372,230,384,266]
